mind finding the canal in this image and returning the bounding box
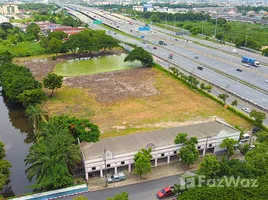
[0,89,33,197]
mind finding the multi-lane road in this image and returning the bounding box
[63,175,180,200]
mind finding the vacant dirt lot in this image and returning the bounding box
[64,68,159,102]
[45,67,251,137]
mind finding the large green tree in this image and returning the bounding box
[220,138,237,160]
[134,148,152,179]
[218,93,229,103]
[25,104,48,131]
[50,115,100,143]
[26,23,41,40]
[250,110,266,125]
[18,88,47,107]
[262,48,268,57]
[124,47,153,67]
[107,192,129,200]
[0,141,12,192]
[245,143,268,176]
[43,73,63,97]
[0,51,13,65]
[25,125,81,191]
[196,154,220,179]
[47,37,63,56]
[48,31,68,40]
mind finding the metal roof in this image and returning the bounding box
[82,120,238,160]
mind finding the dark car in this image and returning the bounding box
[197,66,203,70]
[153,47,157,50]
[252,127,261,134]
[163,43,167,46]
[194,56,199,59]
[236,68,242,72]
[175,38,178,41]
[156,186,176,199]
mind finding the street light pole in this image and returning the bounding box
[214,17,218,39]
[202,21,204,35]
[104,149,108,187]
[204,132,212,156]
[173,15,176,32]
[245,28,249,48]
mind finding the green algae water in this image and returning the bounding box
[54,53,142,76]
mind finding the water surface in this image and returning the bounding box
[54,53,142,76]
[0,89,33,197]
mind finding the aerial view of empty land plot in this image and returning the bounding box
[15,53,251,138]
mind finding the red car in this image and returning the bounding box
[156,186,175,199]
[153,47,157,50]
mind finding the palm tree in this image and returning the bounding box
[25,125,81,191]
[25,104,48,131]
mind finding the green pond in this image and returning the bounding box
[54,53,142,76]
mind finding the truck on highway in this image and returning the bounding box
[241,56,260,67]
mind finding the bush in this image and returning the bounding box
[52,55,57,60]
[239,143,250,155]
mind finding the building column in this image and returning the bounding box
[155,158,158,167]
[203,149,206,157]
[128,164,131,172]
[114,166,117,174]
[167,156,170,164]
[85,171,88,180]
[100,169,103,178]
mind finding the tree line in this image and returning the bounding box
[0,51,101,192]
[0,142,12,198]
[40,29,119,58]
[139,11,210,23]
[18,3,60,12]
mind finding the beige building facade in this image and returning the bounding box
[0,4,19,15]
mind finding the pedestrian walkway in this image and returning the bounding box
[87,159,202,191]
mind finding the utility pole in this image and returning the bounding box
[245,28,249,48]
[202,21,204,35]
[104,149,108,187]
[204,133,212,156]
[173,15,176,32]
[214,17,218,39]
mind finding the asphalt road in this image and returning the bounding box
[63,175,180,200]
[87,8,268,92]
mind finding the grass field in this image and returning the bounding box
[165,21,268,49]
[0,42,45,57]
[45,67,252,138]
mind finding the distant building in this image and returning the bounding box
[0,4,19,15]
[132,4,153,12]
[81,118,240,180]
[0,15,9,23]
[132,6,144,12]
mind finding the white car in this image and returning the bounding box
[243,63,249,67]
[265,80,268,83]
[242,107,251,113]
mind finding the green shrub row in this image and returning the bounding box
[154,63,268,131]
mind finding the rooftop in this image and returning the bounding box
[82,120,238,160]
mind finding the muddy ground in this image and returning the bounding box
[14,48,126,81]
[64,68,160,103]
